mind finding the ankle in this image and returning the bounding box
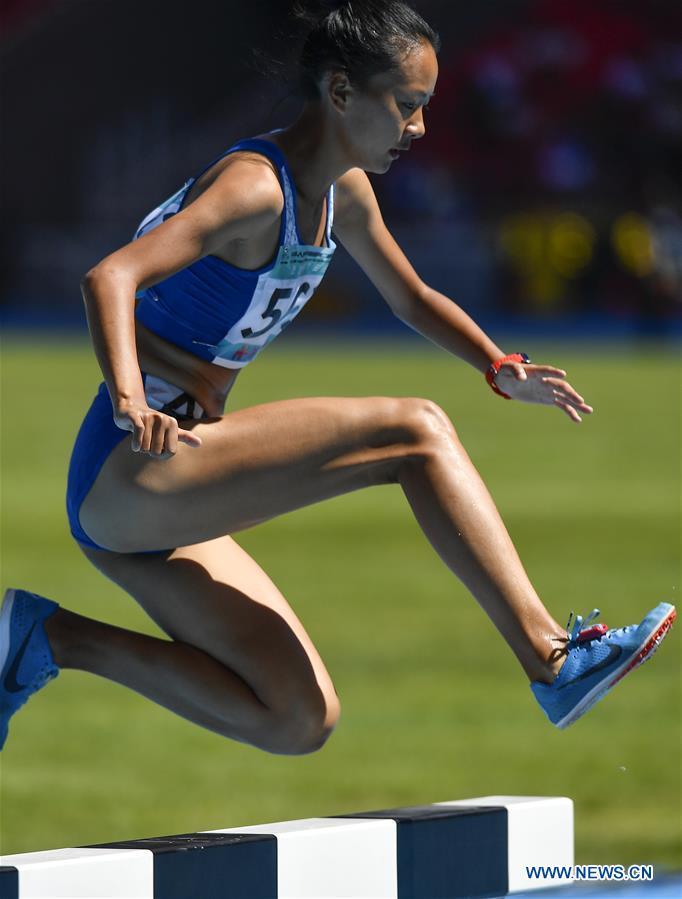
[43,608,83,669]
[526,629,569,684]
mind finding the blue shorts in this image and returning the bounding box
[66,373,207,553]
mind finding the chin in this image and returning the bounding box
[364,156,393,174]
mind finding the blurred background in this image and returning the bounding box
[2,0,681,334]
[1,0,680,875]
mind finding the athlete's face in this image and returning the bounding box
[330,39,438,173]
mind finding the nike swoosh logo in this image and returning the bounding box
[558,644,623,689]
[3,622,37,693]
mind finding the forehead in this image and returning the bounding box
[369,39,438,95]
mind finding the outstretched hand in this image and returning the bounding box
[493,362,594,423]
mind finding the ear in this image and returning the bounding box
[327,71,353,113]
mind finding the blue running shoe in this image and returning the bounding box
[0,588,60,750]
[532,602,676,729]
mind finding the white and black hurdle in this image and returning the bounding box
[0,795,573,898]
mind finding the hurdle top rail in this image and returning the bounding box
[0,795,573,899]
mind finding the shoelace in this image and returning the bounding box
[567,610,639,645]
[566,609,602,644]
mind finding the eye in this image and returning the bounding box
[401,101,417,112]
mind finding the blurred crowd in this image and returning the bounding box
[377,0,682,327]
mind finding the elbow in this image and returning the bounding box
[80,267,97,296]
[80,262,134,299]
[80,262,112,293]
[80,263,111,296]
[79,268,100,309]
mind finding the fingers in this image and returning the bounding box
[502,362,567,385]
[500,362,594,423]
[551,390,594,414]
[130,418,145,453]
[178,428,202,448]
[554,398,583,423]
[530,365,567,378]
[543,377,594,412]
[551,388,593,422]
[140,413,169,455]
[129,412,202,459]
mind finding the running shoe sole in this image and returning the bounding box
[555,605,677,729]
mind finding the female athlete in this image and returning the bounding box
[1,1,675,754]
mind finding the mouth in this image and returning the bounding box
[389,146,409,159]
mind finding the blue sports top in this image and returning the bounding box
[134,135,336,368]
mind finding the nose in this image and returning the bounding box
[406,108,426,141]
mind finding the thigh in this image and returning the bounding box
[80,534,339,719]
[80,394,422,552]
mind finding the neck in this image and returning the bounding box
[271,104,353,203]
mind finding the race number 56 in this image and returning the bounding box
[241,282,311,339]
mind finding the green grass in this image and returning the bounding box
[1,335,680,868]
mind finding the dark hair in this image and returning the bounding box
[293,1,440,99]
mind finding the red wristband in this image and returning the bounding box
[485,353,531,399]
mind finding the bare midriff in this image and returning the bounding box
[135,317,238,418]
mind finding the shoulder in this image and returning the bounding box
[186,151,284,234]
[333,168,382,230]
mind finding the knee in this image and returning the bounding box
[398,397,457,449]
[261,692,341,756]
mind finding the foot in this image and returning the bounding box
[0,588,60,750]
[531,602,676,729]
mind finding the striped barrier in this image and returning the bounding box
[0,795,573,899]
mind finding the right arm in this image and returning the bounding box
[80,157,283,458]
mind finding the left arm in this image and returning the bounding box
[333,169,593,422]
[333,169,503,373]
